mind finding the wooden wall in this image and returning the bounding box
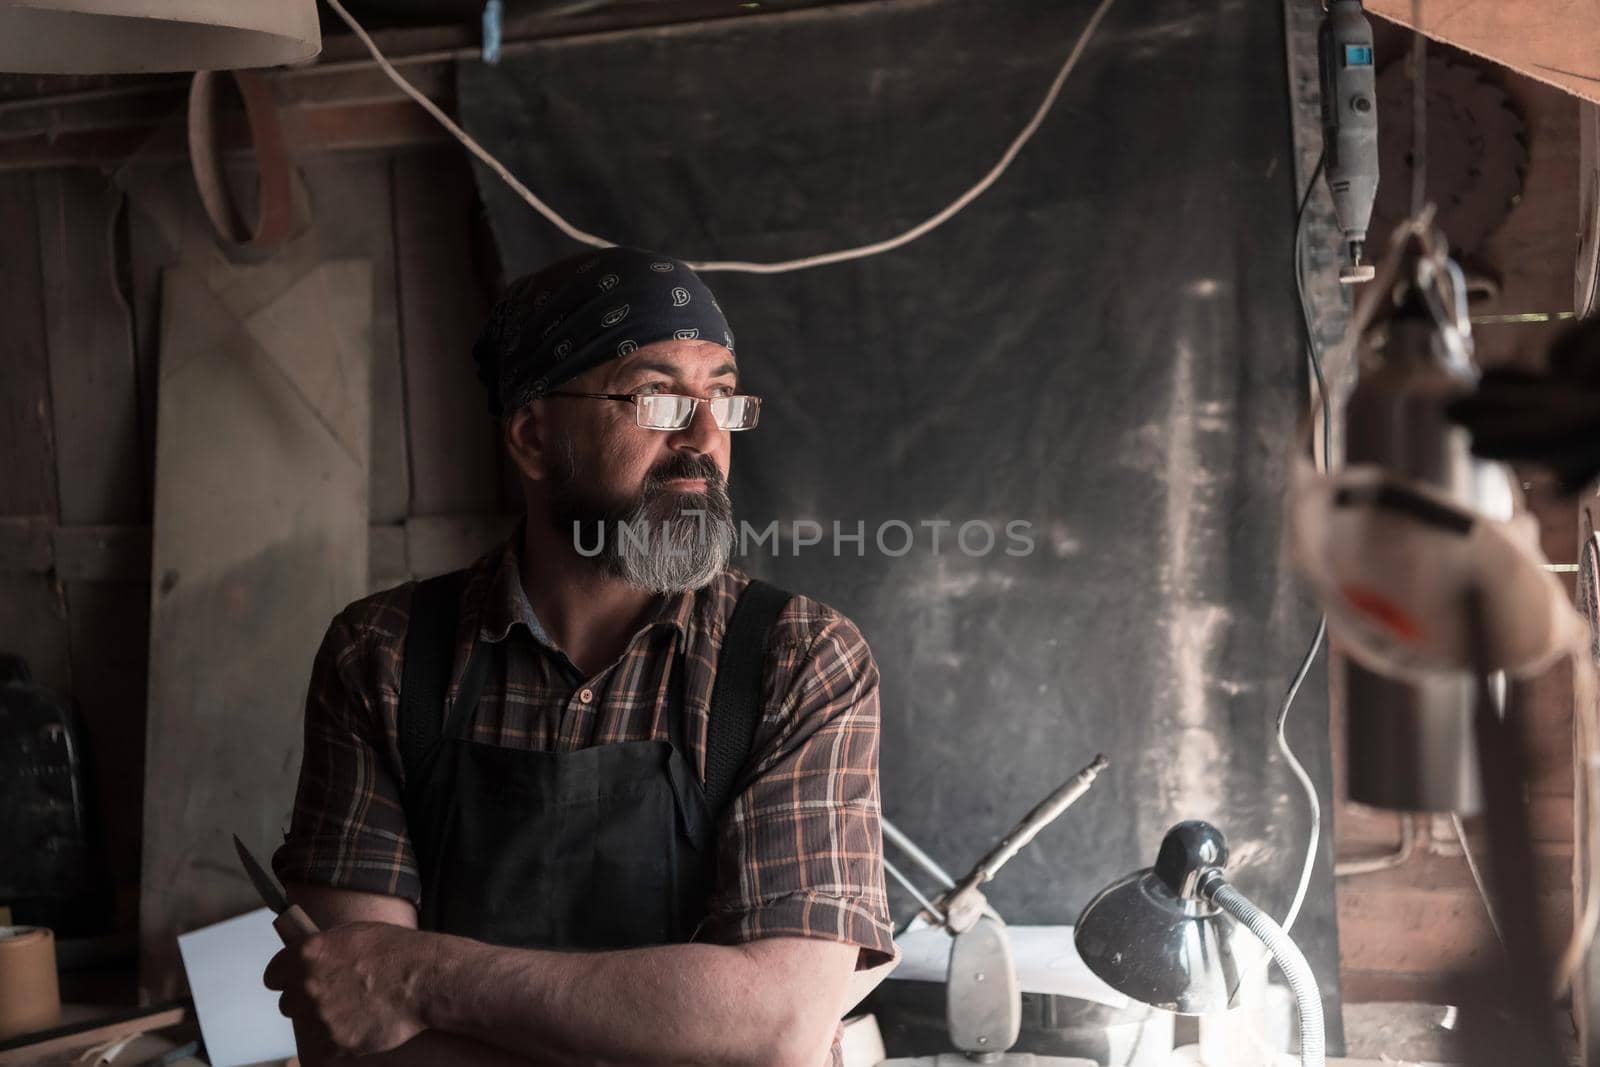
[0,144,517,953]
[1,166,151,935]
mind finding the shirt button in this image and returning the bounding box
[578,687,594,704]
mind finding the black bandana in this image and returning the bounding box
[474,247,735,416]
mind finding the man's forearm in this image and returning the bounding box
[299,1026,545,1067]
[419,934,842,1067]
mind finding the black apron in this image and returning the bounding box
[397,571,789,950]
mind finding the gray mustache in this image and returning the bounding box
[644,455,724,493]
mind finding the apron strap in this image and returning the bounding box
[703,579,792,813]
[664,648,689,756]
[400,569,470,786]
[441,639,500,743]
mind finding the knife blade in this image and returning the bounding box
[233,834,319,945]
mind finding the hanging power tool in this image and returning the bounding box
[1318,0,1379,283]
[1287,217,1592,1067]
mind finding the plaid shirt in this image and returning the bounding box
[275,534,895,984]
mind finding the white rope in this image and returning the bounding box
[320,0,1119,274]
[321,0,613,250]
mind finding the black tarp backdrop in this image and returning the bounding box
[459,0,1344,1046]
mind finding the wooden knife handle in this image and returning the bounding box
[274,904,320,945]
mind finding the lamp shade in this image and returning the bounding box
[0,0,320,74]
[1074,821,1258,1014]
[1077,821,1326,1067]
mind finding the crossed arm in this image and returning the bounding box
[264,883,858,1067]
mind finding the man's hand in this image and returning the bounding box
[264,921,434,1057]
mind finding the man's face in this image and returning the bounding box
[553,338,737,508]
[534,339,740,591]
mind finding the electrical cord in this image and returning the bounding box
[1451,812,1507,948]
[1409,0,1427,220]
[1278,147,1331,938]
[1334,813,1414,877]
[1275,622,1325,940]
[320,0,1119,274]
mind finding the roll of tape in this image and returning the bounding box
[0,926,60,1040]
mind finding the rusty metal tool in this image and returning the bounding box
[932,753,1109,934]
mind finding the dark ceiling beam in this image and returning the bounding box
[0,99,450,171]
[0,0,883,170]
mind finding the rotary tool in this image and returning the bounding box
[1318,0,1380,283]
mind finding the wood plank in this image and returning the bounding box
[52,525,152,583]
[0,65,455,145]
[0,100,450,171]
[1368,1,1600,107]
[1,519,516,583]
[122,149,409,525]
[0,1003,186,1067]
[1341,797,1575,856]
[393,148,499,517]
[1531,791,1576,845]
[1523,472,1581,569]
[1519,662,1578,800]
[1337,845,1575,994]
[1339,883,1573,972]
[65,580,150,932]
[120,165,180,504]
[1338,839,1574,896]
[139,260,370,998]
[1337,766,1575,844]
[0,516,52,572]
[0,0,886,148]
[1340,969,1454,1004]
[35,168,144,525]
[294,155,410,523]
[120,147,409,525]
[0,170,58,518]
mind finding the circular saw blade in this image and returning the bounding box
[1373,54,1528,257]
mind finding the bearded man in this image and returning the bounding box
[265,246,894,1067]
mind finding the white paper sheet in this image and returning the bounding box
[176,907,298,1067]
[889,923,1130,1009]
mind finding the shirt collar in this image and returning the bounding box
[476,537,548,646]
[653,583,697,639]
[476,528,698,649]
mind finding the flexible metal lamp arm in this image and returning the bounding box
[1197,868,1326,1067]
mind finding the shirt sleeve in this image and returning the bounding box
[698,612,897,970]
[272,606,422,905]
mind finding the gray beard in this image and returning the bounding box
[550,441,734,593]
[611,490,735,593]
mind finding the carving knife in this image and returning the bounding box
[232,834,319,945]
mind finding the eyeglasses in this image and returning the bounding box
[545,391,762,431]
